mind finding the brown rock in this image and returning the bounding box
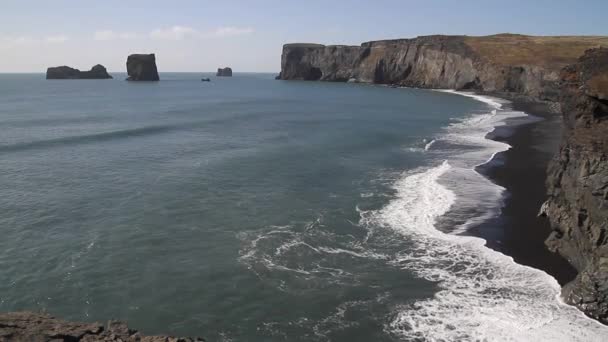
[0,312,205,342]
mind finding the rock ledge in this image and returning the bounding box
[0,312,204,342]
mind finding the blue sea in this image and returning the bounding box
[0,73,606,341]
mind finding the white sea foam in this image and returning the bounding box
[424,139,436,151]
[363,92,608,341]
[436,89,505,110]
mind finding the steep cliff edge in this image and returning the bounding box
[541,48,608,323]
[279,34,608,101]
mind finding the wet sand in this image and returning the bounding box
[471,100,577,285]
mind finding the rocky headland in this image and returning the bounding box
[0,312,204,341]
[216,67,232,77]
[126,54,160,81]
[278,34,608,101]
[46,65,112,79]
[279,34,608,322]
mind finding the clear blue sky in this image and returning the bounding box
[1,0,606,72]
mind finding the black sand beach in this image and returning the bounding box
[471,100,577,285]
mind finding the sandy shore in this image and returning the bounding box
[470,99,577,285]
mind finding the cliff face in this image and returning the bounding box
[279,34,608,101]
[0,312,204,341]
[46,64,112,79]
[541,48,608,323]
[126,54,160,81]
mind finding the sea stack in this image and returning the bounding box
[126,54,159,81]
[46,64,112,79]
[216,67,232,77]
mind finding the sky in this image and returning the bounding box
[1,0,607,72]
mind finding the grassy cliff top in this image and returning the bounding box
[464,34,608,68]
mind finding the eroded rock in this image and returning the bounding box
[46,65,112,79]
[0,312,204,342]
[126,54,160,81]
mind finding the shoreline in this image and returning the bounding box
[469,96,577,285]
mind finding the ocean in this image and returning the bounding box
[0,73,606,341]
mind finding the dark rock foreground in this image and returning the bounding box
[46,65,112,79]
[541,48,608,324]
[216,67,232,77]
[0,312,204,342]
[126,54,160,81]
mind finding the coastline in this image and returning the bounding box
[470,97,577,285]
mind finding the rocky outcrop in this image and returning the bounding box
[126,54,159,81]
[541,48,608,324]
[216,67,232,77]
[0,311,204,341]
[279,34,608,101]
[46,65,112,79]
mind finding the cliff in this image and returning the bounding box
[0,312,204,341]
[126,54,160,81]
[541,48,608,324]
[278,34,608,101]
[46,64,112,79]
[216,67,232,77]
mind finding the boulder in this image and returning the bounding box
[46,64,112,79]
[126,54,160,81]
[216,67,232,77]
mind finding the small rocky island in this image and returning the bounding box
[126,54,160,81]
[0,312,204,341]
[46,64,112,79]
[216,67,232,77]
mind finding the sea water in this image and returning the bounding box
[0,73,606,341]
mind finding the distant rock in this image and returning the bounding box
[0,311,205,341]
[46,64,112,79]
[201,77,211,82]
[216,67,232,77]
[126,54,159,81]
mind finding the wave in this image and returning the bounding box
[362,91,608,341]
[423,139,436,151]
[0,125,174,153]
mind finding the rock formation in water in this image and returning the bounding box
[46,64,112,79]
[0,312,204,341]
[279,34,608,101]
[540,48,608,324]
[126,54,160,81]
[216,67,232,77]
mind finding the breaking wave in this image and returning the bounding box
[237,90,608,341]
[362,91,608,341]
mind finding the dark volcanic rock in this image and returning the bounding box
[216,67,232,77]
[279,35,608,101]
[541,48,608,324]
[0,311,205,341]
[46,64,112,79]
[126,54,160,81]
